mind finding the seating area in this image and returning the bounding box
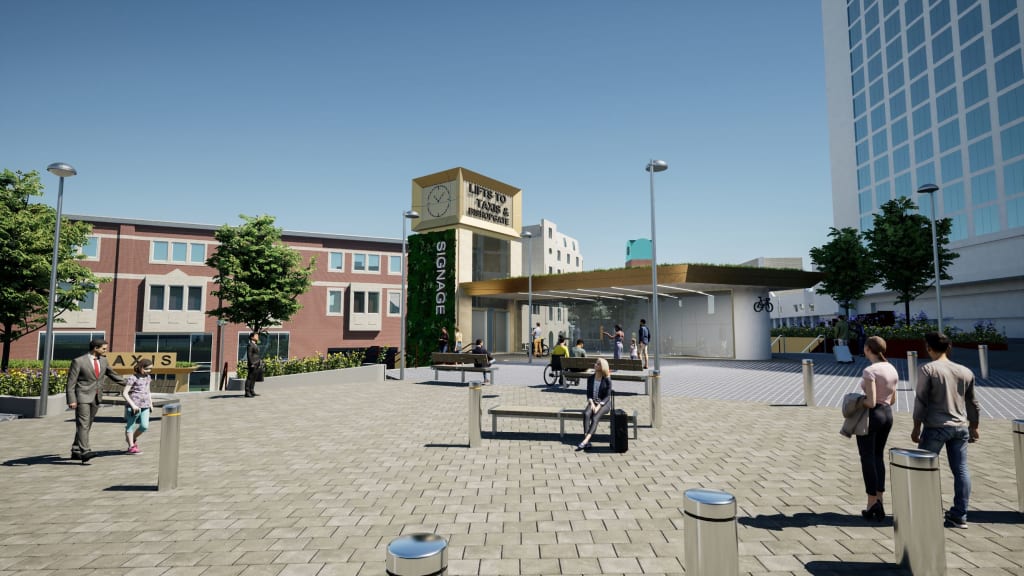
[100,379,178,408]
[430,352,498,384]
[487,404,638,440]
[556,356,651,393]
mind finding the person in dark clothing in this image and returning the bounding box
[470,339,493,382]
[244,333,263,397]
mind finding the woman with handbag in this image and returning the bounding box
[856,336,899,521]
[575,358,613,451]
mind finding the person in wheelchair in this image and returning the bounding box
[549,336,571,387]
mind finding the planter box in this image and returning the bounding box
[881,339,929,357]
[953,341,1009,351]
[225,364,385,392]
[0,393,68,418]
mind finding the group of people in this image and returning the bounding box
[845,332,981,529]
[65,339,154,463]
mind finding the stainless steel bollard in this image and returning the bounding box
[979,345,989,379]
[907,351,918,389]
[386,533,447,576]
[468,385,481,448]
[890,448,944,575]
[802,359,815,407]
[157,402,181,491]
[1015,420,1024,513]
[683,488,738,576]
[650,372,661,429]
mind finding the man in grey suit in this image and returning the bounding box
[66,339,124,463]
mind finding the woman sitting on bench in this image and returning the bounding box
[576,358,612,451]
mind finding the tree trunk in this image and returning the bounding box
[1,323,11,372]
[904,301,912,326]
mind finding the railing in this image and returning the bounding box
[801,335,825,353]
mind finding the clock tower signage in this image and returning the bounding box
[464,182,511,226]
[424,183,454,218]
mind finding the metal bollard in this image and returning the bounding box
[468,385,481,448]
[1015,420,1024,513]
[386,533,447,576]
[907,351,918,390]
[890,448,945,575]
[157,402,181,491]
[650,372,661,429]
[802,359,815,407]
[979,345,989,379]
[683,488,738,576]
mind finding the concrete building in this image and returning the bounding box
[518,219,581,349]
[740,257,842,328]
[13,215,405,390]
[823,0,1024,336]
[625,239,652,268]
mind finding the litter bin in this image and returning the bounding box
[683,488,738,576]
[1015,420,1024,513]
[890,448,944,575]
[386,533,447,576]
[157,402,181,491]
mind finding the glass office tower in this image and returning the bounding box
[823,0,1024,337]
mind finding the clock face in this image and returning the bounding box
[426,184,452,217]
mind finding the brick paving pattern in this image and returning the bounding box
[1,354,1022,575]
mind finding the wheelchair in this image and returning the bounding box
[543,354,565,387]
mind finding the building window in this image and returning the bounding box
[1001,122,1024,160]
[149,284,202,311]
[944,181,966,213]
[930,0,951,34]
[913,104,932,135]
[905,0,924,25]
[876,182,892,207]
[949,213,968,241]
[1009,197,1024,228]
[873,129,888,156]
[999,84,1024,125]
[237,332,289,362]
[938,120,960,152]
[136,332,213,392]
[895,172,913,197]
[940,150,963,182]
[329,252,344,272]
[547,227,552,239]
[995,50,1024,91]
[961,38,986,76]
[387,290,401,316]
[352,291,380,314]
[1004,158,1024,195]
[37,331,105,361]
[915,133,934,163]
[933,59,956,93]
[887,62,904,92]
[968,137,994,171]
[859,189,873,213]
[893,144,910,172]
[874,156,890,181]
[931,28,954,63]
[871,103,887,131]
[966,104,992,139]
[992,0,1017,24]
[857,140,870,164]
[964,71,989,108]
[352,253,381,273]
[79,236,100,260]
[908,46,927,79]
[891,117,908,144]
[910,76,930,107]
[936,89,958,123]
[151,240,206,265]
[971,171,997,204]
[958,5,983,43]
[389,255,401,274]
[327,289,343,315]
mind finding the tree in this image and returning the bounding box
[809,227,876,318]
[862,197,959,325]
[205,215,315,336]
[0,169,106,371]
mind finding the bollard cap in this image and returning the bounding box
[683,488,736,521]
[1014,420,1024,434]
[386,533,447,576]
[162,402,181,416]
[802,359,813,365]
[889,448,939,470]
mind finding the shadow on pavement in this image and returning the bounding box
[2,454,78,467]
[740,511,890,530]
[969,509,1024,524]
[804,560,909,575]
[207,394,249,400]
[104,485,157,492]
[423,443,469,449]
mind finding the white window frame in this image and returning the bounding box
[148,283,203,312]
[150,240,208,265]
[388,255,402,275]
[79,236,100,260]
[327,289,344,316]
[386,289,402,317]
[328,252,345,272]
[352,253,381,274]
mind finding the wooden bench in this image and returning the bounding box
[558,357,651,393]
[100,379,178,408]
[430,352,498,384]
[488,405,638,440]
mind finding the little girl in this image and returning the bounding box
[629,338,639,360]
[122,358,154,454]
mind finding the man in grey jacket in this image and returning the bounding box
[912,332,981,529]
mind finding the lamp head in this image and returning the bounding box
[521,231,532,239]
[404,210,420,219]
[916,183,939,195]
[47,162,77,178]
[646,160,668,173]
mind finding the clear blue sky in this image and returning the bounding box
[3,1,832,271]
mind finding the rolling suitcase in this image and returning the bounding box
[833,341,854,363]
[612,409,629,453]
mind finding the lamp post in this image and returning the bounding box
[521,231,534,363]
[917,183,943,334]
[38,162,77,417]
[646,159,668,376]
[399,210,420,380]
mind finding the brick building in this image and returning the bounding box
[12,215,404,390]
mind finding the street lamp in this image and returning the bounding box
[521,231,534,363]
[917,183,943,333]
[38,162,77,417]
[646,159,668,376]
[399,210,420,380]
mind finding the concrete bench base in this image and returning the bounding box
[488,405,637,439]
[431,365,498,384]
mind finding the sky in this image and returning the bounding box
[2,1,834,271]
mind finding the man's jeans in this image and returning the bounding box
[918,426,971,521]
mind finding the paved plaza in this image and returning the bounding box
[2,354,1023,575]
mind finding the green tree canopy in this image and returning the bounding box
[205,215,315,335]
[862,196,959,324]
[809,226,876,318]
[0,169,106,371]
